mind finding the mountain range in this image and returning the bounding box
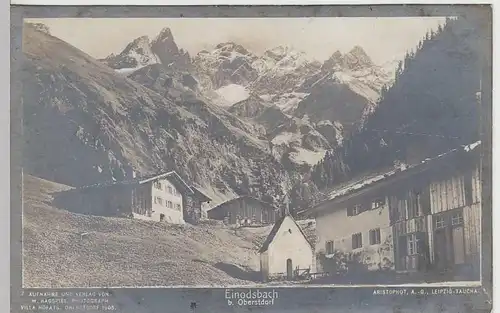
[22,18,482,214]
[98,27,396,168]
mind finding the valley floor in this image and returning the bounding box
[22,175,282,288]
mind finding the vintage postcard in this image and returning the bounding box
[11,4,492,313]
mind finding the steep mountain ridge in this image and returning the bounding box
[193,43,394,126]
[193,42,259,92]
[100,27,191,74]
[150,27,192,71]
[102,30,394,133]
[101,35,160,73]
[102,31,351,169]
[309,17,483,195]
[23,24,296,208]
[227,96,334,167]
[26,20,469,217]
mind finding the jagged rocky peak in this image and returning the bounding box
[347,45,373,65]
[322,50,343,70]
[132,35,151,45]
[153,27,175,43]
[331,50,343,59]
[323,46,373,71]
[101,34,159,70]
[257,45,313,74]
[342,46,373,70]
[264,45,299,60]
[215,42,251,55]
[150,27,191,69]
[328,50,343,63]
[122,35,152,54]
[152,27,179,53]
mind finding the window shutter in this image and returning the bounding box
[361,201,370,213]
[420,187,431,215]
[416,232,427,254]
[388,196,397,224]
[398,235,408,257]
[407,191,415,219]
[464,170,473,206]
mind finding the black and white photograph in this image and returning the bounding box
[18,10,490,292]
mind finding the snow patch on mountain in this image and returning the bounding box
[290,148,326,166]
[215,84,251,106]
[333,121,345,145]
[381,58,401,79]
[102,28,393,148]
[271,132,301,145]
[273,92,310,113]
[331,66,392,104]
[253,46,313,75]
[259,94,274,101]
[115,67,144,75]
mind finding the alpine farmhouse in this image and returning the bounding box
[307,141,482,280]
[207,195,278,226]
[58,171,211,225]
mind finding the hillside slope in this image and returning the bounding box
[23,175,273,288]
[308,17,484,195]
[22,23,295,208]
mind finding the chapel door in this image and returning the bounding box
[286,259,293,280]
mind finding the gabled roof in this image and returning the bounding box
[139,171,194,194]
[208,195,278,213]
[191,186,212,203]
[80,170,194,195]
[259,214,314,253]
[80,178,138,189]
[307,141,481,216]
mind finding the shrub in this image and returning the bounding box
[316,250,367,275]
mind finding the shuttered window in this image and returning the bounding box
[435,215,446,229]
[326,241,334,254]
[347,203,369,216]
[415,232,427,255]
[464,170,474,206]
[407,233,417,255]
[155,196,163,205]
[420,187,431,215]
[372,198,385,210]
[388,196,399,224]
[452,211,464,226]
[352,233,363,249]
[369,228,381,245]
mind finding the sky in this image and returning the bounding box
[26,17,446,65]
